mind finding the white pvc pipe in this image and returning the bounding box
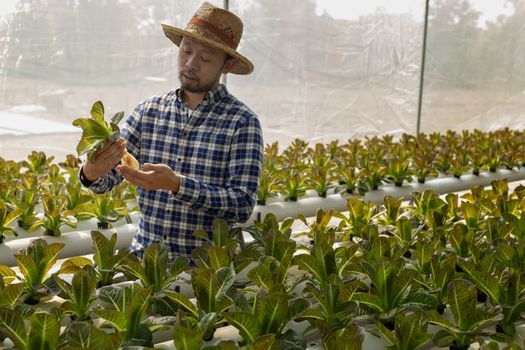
[3,169,524,265]
[0,224,136,266]
[246,168,525,223]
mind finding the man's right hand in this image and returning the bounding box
[82,137,127,182]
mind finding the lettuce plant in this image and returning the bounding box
[360,159,385,191]
[192,218,250,273]
[334,160,364,195]
[64,181,92,212]
[244,214,297,277]
[222,290,309,348]
[72,100,138,168]
[91,230,131,286]
[10,185,38,231]
[347,256,436,328]
[0,309,60,350]
[375,310,431,350]
[19,150,54,175]
[385,157,413,187]
[307,143,335,197]
[293,236,367,332]
[433,150,452,175]
[95,284,153,347]
[0,181,17,206]
[256,168,279,205]
[320,323,363,350]
[28,193,77,236]
[333,197,377,240]
[118,243,189,295]
[61,321,123,350]
[65,191,128,229]
[279,169,307,201]
[0,239,64,304]
[428,279,503,350]
[54,265,97,321]
[307,164,335,198]
[458,259,525,336]
[413,252,455,314]
[0,158,21,181]
[0,278,24,307]
[376,196,405,227]
[297,208,339,244]
[165,266,236,340]
[469,150,487,176]
[0,199,22,243]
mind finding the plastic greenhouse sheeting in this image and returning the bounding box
[0,0,524,161]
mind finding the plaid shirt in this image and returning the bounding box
[87,84,263,261]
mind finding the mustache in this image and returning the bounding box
[181,70,198,78]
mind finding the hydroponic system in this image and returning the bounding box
[1,0,525,349]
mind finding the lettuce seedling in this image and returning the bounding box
[72,100,139,168]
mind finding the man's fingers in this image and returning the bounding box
[118,167,153,188]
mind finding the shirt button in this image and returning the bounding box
[166,209,171,213]
[177,157,182,162]
[163,234,167,240]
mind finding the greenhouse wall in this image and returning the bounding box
[1,0,524,161]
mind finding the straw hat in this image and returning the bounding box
[162,1,253,75]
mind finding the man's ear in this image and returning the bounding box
[222,57,237,74]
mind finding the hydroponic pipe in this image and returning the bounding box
[246,168,525,223]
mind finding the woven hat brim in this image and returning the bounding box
[162,24,253,75]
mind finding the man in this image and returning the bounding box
[79,1,263,262]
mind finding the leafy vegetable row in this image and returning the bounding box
[1,180,525,349]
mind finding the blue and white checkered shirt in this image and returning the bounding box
[87,84,263,261]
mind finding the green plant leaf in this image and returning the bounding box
[207,246,231,271]
[351,293,384,313]
[212,218,230,247]
[321,323,363,350]
[1,283,24,306]
[222,312,260,343]
[0,308,27,349]
[94,309,127,332]
[259,291,289,335]
[126,286,152,342]
[215,267,235,302]
[193,229,210,241]
[395,310,431,350]
[0,265,19,284]
[448,279,476,331]
[247,264,274,293]
[375,320,395,345]
[59,256,92,274]
[70,265,97,320]
[110,111,125,126]
[27,312,60,350]
[143,243,168,292]
[170,255,190,277]
[294,308,325,322]
[164,291,200,319]
[90,101,105,122]
[64,321,123,350]
[172,323,203,350]
[72,119,111,156]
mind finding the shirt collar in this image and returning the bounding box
[175,83,229,108]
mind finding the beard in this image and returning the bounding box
[178,70,219,93]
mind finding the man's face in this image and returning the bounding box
[177,37,230,93]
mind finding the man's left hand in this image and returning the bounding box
[117,163,180,192]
